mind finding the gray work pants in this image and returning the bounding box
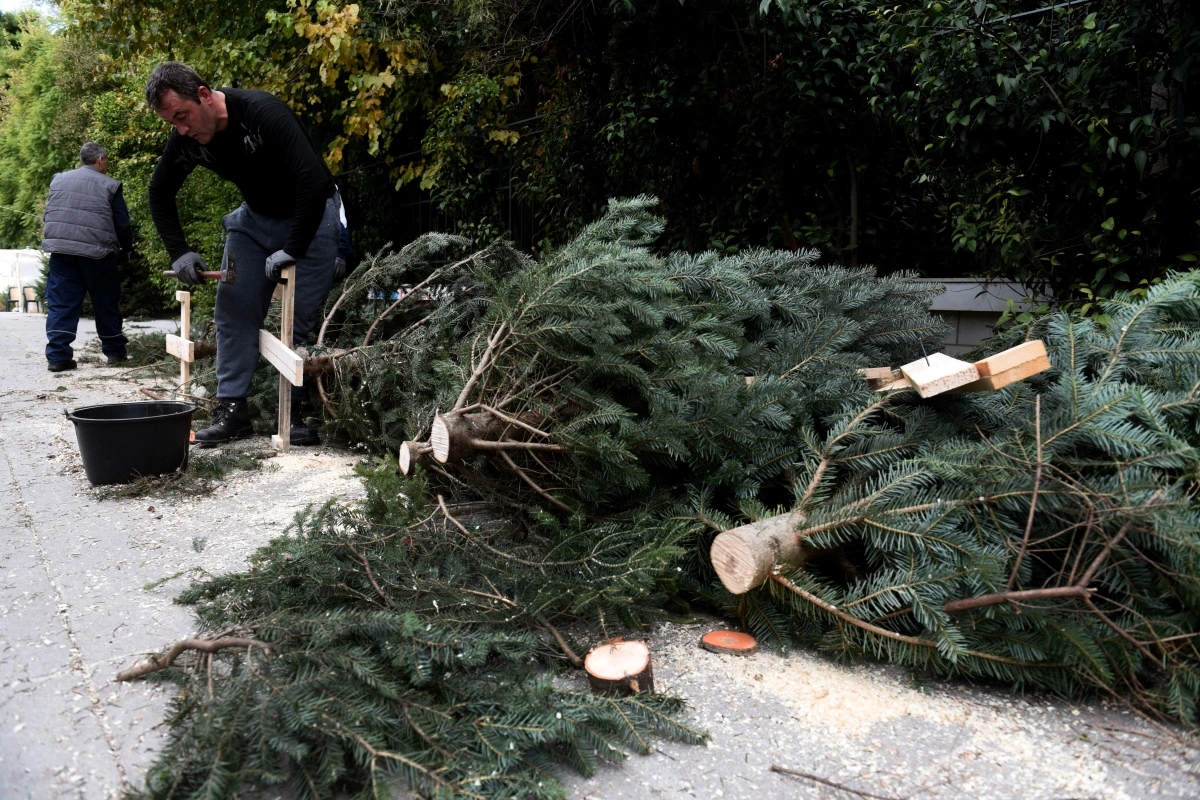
[214,196,339,399]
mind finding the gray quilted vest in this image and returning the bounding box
[41,166,122,259]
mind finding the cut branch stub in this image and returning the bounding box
[399,441,432,476]
[710,510,813,595]
[430,409,558,464]
[431,410,504,463]
[584,639,654,695]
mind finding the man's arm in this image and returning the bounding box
[111,185,133,259]
[147,139,197,261]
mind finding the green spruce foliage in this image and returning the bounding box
[128,200,1200,798]
[129,198,948,798]
[737,273,1200,725]
[130,473,703,800]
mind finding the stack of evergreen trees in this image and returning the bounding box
[128,199,1200,798]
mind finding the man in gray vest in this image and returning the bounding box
[41,142,133,372]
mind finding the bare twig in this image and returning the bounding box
[944,585,1092,613]
[454,322,509,409]
[347,543,394,608]
[536,614,583,668]
[1007,395,1042,591]
[496,450,573,512]
[116,637,268,681]
[769,765,900,800]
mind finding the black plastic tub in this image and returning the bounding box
[66,401,196,485]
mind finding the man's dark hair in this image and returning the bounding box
[79,142,107,166]
[145,62,207,110]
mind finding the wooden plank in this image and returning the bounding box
[178,291,191,390]
[259,329,304,386]
[275,266,296,452]
[165,333,194,362]
[954,354,1052,392]
[974,340,1047,378]
[875,376,913,392]
[899,352,980,398]
[857,367,896,382]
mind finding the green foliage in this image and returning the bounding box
[0,13,239,316]
[129,473,704,800]
[741,270,1200,724]
[884,1,1200,298]
[40,1,1199,307]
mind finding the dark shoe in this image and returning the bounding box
[47,359,77,372]
[290,424,321,446]
[105,354,128,365]
[194,398,254,447]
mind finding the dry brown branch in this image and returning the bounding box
[770,572,939,648]
[116,637,268,681]
[536,614,583,668]
[455,322,509,409]
[944,585,1093,613]
[1008,395,1042,591]
[347,543,394,607]
[479,404,553,438]
[497,450,573,512]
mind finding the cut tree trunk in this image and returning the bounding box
[710,510,813,594]
[583,640,654,695]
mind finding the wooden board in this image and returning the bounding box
[899,352,980,398]
[258,329,304,387]
[699,630,758,656]
[954,354,1052,392]
[974,340,1047,378]
[165,334,194,362]
[875,376,912,393]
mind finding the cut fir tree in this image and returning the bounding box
[120,199,1200,800]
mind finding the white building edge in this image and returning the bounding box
[1,248,46,313]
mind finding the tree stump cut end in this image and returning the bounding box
[584,639,654,695]
[430,413,452,463]
[699,630,758,656]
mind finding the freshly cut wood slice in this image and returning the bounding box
[699,630,758,656]
[584,639,654,695]
[398,441,431,476]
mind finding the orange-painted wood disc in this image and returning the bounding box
[700,629,758,655]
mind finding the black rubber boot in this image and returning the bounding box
[194,398,254,447]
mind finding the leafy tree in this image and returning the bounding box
[878,0,1200,299]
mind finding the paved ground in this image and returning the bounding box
[1,311,1198,800]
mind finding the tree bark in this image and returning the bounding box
[710,510,814,594]
[399,441,432,476]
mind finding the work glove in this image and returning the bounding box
[333,256,347,281]
[170,251,206,285]
[265,249,296,284]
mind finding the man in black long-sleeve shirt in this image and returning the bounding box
[146,61,338,446]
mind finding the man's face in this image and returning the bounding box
[155,87,219,145]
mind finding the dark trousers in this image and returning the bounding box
[44,252,127,363]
